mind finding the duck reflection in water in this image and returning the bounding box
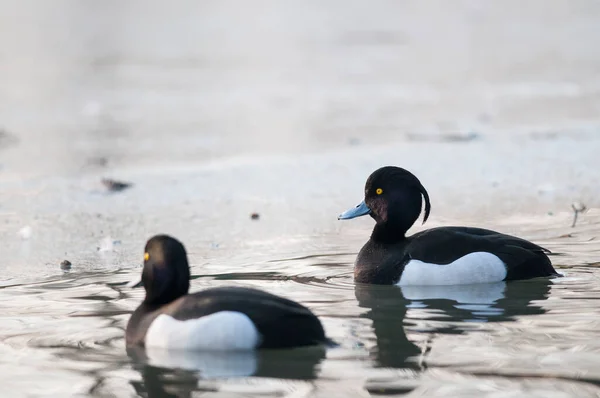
[130,365,197,398]
[355,278,553,369]
[128,345,326,398]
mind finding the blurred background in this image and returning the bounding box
[2,2,600,397]
[1,1,599,171]
[1,0,600,279]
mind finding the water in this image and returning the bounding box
[3,230,600,397]
[2,1,600,396]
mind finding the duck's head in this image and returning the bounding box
[338,166,431,236]
[132,235,191,305]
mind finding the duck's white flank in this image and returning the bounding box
[397,251,507,286]
[145,311,261,351]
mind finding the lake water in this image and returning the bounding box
[1,1,600,397]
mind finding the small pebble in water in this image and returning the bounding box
[101,178,132,192]
[60,260,72,270]
[250,212,260,220]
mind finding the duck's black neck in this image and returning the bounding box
[370,222,409,244]
[368,189,422,244]
[143,291,185,306]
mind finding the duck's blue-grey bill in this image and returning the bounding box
[338,200,371,220]
[126,275,143,288]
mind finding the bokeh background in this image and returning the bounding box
[1,1,600,397]
[1,0,599,279]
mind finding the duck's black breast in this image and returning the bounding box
[127,287,327,349]
[126,304,162,347]
[354,240,411,284]
[355,226,558,284]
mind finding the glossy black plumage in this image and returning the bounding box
[339,166,560,285]
[126,235,329,349]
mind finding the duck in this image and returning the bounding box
[338,166,560,285]
[126,235,331,350]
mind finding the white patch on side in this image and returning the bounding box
[145,311,260,351]
[398,252,507,286]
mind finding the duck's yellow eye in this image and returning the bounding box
[144,252,149,261]
[376,188,383,195]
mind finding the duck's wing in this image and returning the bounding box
[437,226,551,253]
[167,287,327,348]
[407,227,557,279]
